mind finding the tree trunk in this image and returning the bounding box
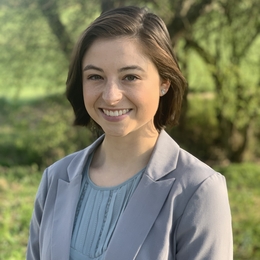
[101,0,117,12]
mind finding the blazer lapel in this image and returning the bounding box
[51,175,82,260]
[51,135,105,260]
[49,130,179,260]
[105,130,179,260]
[105,174,175,260]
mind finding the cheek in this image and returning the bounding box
[82,91,95,116]
[149,93,161,115]
[138,94,160,116]
[83,87,97,105]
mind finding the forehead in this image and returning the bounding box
[82,37,150,64]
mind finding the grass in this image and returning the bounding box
[215,163,260,259]
[0,166,42,259]
[0,87,63,104]
[0,163,260,259]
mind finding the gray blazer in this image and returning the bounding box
[27,130,233,260]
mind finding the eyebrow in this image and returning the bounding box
[83,65,103,72]
[118,66,145,73]
[83,64,145,73]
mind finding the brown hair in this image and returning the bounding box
[66,6,186,131]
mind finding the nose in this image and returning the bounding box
[102,80,122,105]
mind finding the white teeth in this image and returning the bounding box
[103,109,129,117]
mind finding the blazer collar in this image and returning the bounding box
[145,129,180,181]
[66,130,180,182]
[66,135,105,182]
[51,136,105,259]
[52,130,180,260]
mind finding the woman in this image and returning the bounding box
[27,6,233,260]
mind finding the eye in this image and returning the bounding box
[87,74,103,80]
[124,75,138,81]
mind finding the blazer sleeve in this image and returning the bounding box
[175,173,233,260]
[26,168,49,260]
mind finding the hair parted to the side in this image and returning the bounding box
[66,6,187,131]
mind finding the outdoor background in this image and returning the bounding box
[0,0,259,259]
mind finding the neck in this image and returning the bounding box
[92,129,159,174]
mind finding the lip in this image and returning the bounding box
[99,108,131,122]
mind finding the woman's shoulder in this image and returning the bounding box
[179,147,222,176]
[172,147,226,195]
[156,131,222,184]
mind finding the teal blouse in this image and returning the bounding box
[70,153,144,260]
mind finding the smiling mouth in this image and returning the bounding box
[102,109,130,117]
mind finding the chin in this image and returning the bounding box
[104,131,129,138]
[102,127,137,138]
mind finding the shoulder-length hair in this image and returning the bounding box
[66,6,187,131]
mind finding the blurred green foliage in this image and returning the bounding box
[0,165,41,260]
[215,163,260,259]
[0,95,92,167]
[0,0,259,161]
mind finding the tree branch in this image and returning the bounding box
[167,0,214,42]
[185,38,216,65]
[36,0,73,59]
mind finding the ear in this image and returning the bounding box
[160,79,170,96]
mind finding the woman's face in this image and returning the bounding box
[82,37,169,138]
